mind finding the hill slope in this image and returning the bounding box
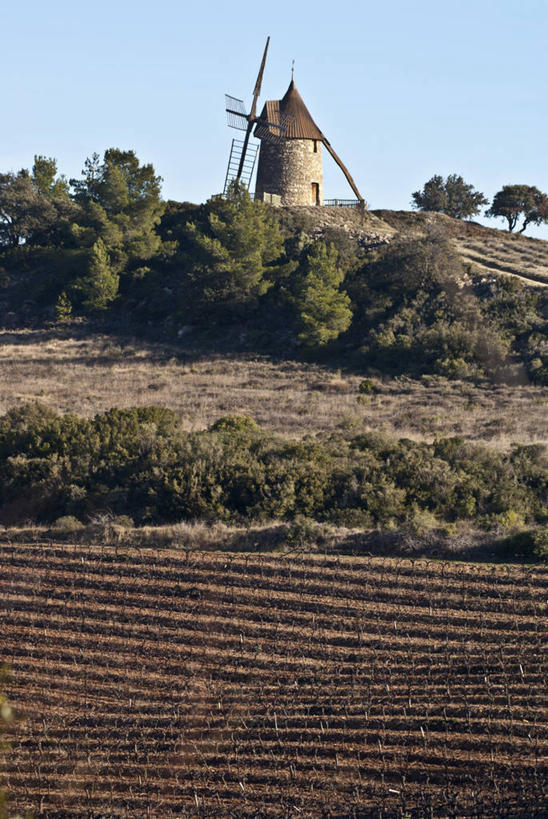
[287,206,548,288]
[0,329,546,447]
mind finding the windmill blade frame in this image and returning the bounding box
[225,95,249,131]
[254,111,294,143]
[235,36,270,183]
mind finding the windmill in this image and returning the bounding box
[223,36,291,195]
[224,37,365,207]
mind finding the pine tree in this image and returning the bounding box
[292,241,352,346]
[183,182,290,318]
[78,238,119,312]
[55,291,73,323]
[70,149,165,267]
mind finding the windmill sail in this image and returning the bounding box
[223,37,273,190]
[223,139,259,194]
[225,95,248,131]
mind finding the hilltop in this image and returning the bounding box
[282,206,548,289]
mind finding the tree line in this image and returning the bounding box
[412,174,548,232]
[0,151,546,384]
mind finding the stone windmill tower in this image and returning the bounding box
[224,38,364,207]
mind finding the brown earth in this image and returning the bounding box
[2,543,547,817]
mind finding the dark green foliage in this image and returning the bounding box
[290,241,352,346]
[478,276,547,383]
[32,155,69,198]
[0,149,164,320]
[0,151,546,384]
[180,182,290,320]
[0,165,74,248]
[0,404,544,533]
[69,149,165,267]
[76,239,119,311]
[486,184,548,233]
[412,174,488,219]
[345,232,510,378]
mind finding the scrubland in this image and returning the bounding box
[1,328,546,448]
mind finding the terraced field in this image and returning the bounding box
[455,234,548,287]
[1,544,547,818]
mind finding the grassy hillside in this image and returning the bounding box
[2,543,547,818]
[0,207,546,540]
[0,328,546,448]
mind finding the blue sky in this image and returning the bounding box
[3,0,548,237]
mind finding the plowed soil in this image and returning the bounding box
[1,544,547,817]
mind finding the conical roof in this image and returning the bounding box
[255,79,325,141]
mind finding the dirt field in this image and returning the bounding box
[0,328,546,448]
[2,543,547,817]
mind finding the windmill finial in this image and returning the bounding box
[291,60,295,81]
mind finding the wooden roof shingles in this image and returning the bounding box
[255,79,324,141]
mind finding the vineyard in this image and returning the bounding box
[1,543,547,818]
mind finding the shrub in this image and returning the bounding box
[53,515,84,533]
[532,527,548,561]
[358,378,379,395]
[0,405,545,535]
[210,415,260,434]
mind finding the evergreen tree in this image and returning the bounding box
[70,149,165,268]
[486,185,548,233]
[412,174,488,219]
[32,155,70,198]
[182,182,290,318]
[77,238,119,311]
[55,291,73,323]
[292,241,352,346]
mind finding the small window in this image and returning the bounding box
[313,140,318,153]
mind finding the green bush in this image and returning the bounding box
[53,515,84,533]
[358,378,379,395]
[532,527,548,560]
[0,405,545,541]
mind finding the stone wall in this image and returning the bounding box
[255,139,323,206]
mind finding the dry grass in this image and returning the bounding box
[372,208,548,287]
[455,233,548,286]
[0,327,546,447]
[0,517,526,563]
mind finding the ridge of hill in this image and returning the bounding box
[287,206,548,289]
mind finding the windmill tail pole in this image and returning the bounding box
[323,140,365,204]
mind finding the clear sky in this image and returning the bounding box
[3,0,548,237]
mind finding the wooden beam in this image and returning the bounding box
[323,139,364,203]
